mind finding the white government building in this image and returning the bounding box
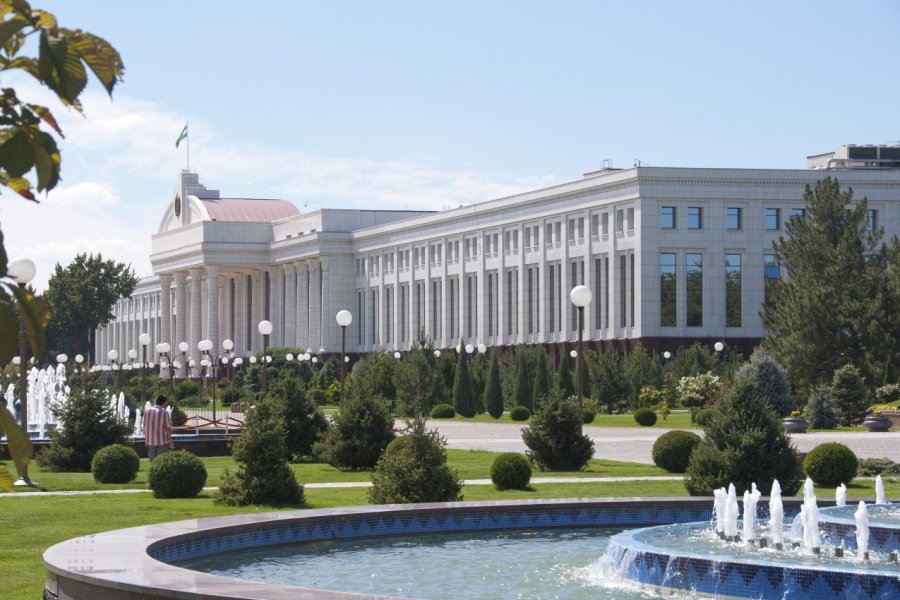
[95,145,900,371]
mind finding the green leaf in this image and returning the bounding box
[38,29,87,111]
[0,16,27,51]
[30,129,60,191]
[0,287,17,362]
[11,284,50,358]
[64,29,123,96]
[0,173,36,200]
[0,463,13,493]
[0,127,34,177]
[0,404,32,475]
[27,103,63,137]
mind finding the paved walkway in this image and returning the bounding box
[428,420,900,465]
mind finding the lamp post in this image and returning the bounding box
[198,339,214,425]
[75,353,85,390]
[336,310,352,405]
[177,341,189,379]
[8,257,36,487]
[107,349,122,391]
[156,342,173,391]
[569,284,593,408]
[258,320,273,394]
[139,333,150,404]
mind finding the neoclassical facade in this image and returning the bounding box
[96,146,900,370]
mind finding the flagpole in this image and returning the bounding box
[186,121,190,171]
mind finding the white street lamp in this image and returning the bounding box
[336,310,353,404]
[258,320,273,394]
[570,285,593,407]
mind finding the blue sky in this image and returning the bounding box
[3,0,898,290]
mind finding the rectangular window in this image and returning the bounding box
[660,253,676,327]
[791,208,806,221]
[727,207,742,230]
[867,209,877,231]
[568,219,576,241]
[593,258,603,329]
[627,208,635,232]
[548,265,556,332]
[686,253,703,327]
[616,209,625,233]
[630,253,635,327]
[619,255,627,328]
[725,254,741,328]
[661,206,675,229]
[765,208,781,230]
[764,254,781,302]
[688,207,702,229]
[601,213,609,235]
[546,223,553,245]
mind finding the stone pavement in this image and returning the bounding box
[428,420,900,465]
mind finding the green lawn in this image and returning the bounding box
[425,410,699,429]
[3,449,898,600]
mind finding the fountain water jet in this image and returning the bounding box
[724,483,739,541]
[769,479,784,550]
[875,475,886,505]
[742,483,760,544]
[855,500,870,561]
[836,483,847,507]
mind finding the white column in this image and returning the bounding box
[284,264,297,348]
[477,236,487,345]
[271,266,283,346]
[206,265,220,356]
[297,261,310,351]
[538,221,548,343]
[174,272,188,375]
[189,268,203,367]
[234,273,246,355]
[250,270,263,352]
[319,258,329,352]
[307,261,321,352]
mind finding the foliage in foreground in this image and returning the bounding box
[268,373,328,460]
[685,379,803,496]
[314,392,395,470]
[522,393,594,471]
[490,452,532,490]
[369,418,462,504]
[216,397,303,505]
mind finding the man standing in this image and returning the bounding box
[144,394,174,461]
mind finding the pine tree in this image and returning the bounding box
[313,392,395,469]
[592,347,629,414]
[452,339,477,417]
[685,379,803,496]
[268,372,327,460]
[734,348,794,417]
[513,348,533,410]
[522,392,594,470]
[623,345,663,409]
[808,384,838,429]
[532,348,552,408]
[831,364,869,426]
[762,177,895,391]
[483,351,504,419]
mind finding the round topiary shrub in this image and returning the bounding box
[633,407,657,427]
[430,403,456,419]
[582,407,596,424]
[490,453,532,490]
[804,443,858,487]
[148,450,208,498]
[91,444,140,483]
[695,407,716,426]
[653,430,702,473]
[509,405,531,421]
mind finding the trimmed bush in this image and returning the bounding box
[694,408,715,426]
[522,394,594,471]
[148,450,207,498]
[858,458,900,476]
[175,379,200,400]
[633,407,657,426]
[314,393,395,470]
[490,453,532,490]
[803,443,858,487]
[652,430,702,473]
[369,418,462,504]
[509,405,531,421]
[91,444,140,483]
[582,407,596,424]
[430,403,456,419]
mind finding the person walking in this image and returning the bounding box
[144,394,174,461]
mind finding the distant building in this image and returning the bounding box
[96,145,900,370]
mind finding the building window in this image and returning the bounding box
[686,253,702,327]
[661,206,675,229]
[688,207,702,229]
[765,208,780,230]
[620,255,627,328]
[791,208,806,221]
[725,254,741,328]
[727,207,742,230]
[867,209,877,231]
[660,253,676,327]
[616,209,625,233]
[764,254,781,302]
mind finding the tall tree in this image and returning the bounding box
[623,345,663,409]
[557,353,575,399]
[452,339,477,417]
[45,253,137,358]
[532,347,552,407]
[591,347,629,414]
[513,347,532,410]
[395,339,437,417]
[762,178,893,391]
[483,350,503,419]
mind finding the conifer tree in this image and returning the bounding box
[762,177,894,391]
[831,364,869,426]
[483,351,504,419]
[734,348,794,417]
[513,348,533,410]
[592,347,629,414]
[452,339,477,417]
[532,348,552,408]
[557,353,575,399]
[685,379,803,496]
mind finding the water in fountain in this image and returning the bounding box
[770,479,784,549]
[836,482,847,507]
[713,487,727,538]
[876,475,886,505]
[724,483,739,541]
[742,483,760,544]
[802,477,821,553]
[855,500,870,561]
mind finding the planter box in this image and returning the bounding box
[863,416,893,432]
[783,417,809,433]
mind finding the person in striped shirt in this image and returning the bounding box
[143,394,174,461]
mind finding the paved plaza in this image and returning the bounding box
[429,420,900,465]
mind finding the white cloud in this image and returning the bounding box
[1,81,560,294]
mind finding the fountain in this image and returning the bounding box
[770,479,784,550]
[856,500,870,561]
[876,475,886,505]
[742,483,760,544]
[836,482,847,507]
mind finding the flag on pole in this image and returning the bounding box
[175,123,188,148]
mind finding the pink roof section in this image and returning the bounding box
[201,198,300,223]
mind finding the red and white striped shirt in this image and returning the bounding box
[143,405,172,447]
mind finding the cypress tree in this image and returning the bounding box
[557,353,575,399]
[514,348,533,410]
[483,351,504,419]
[831,364,869,426]
[734,348,794,417]
[453,339,477,417]
[532,348,552,408]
